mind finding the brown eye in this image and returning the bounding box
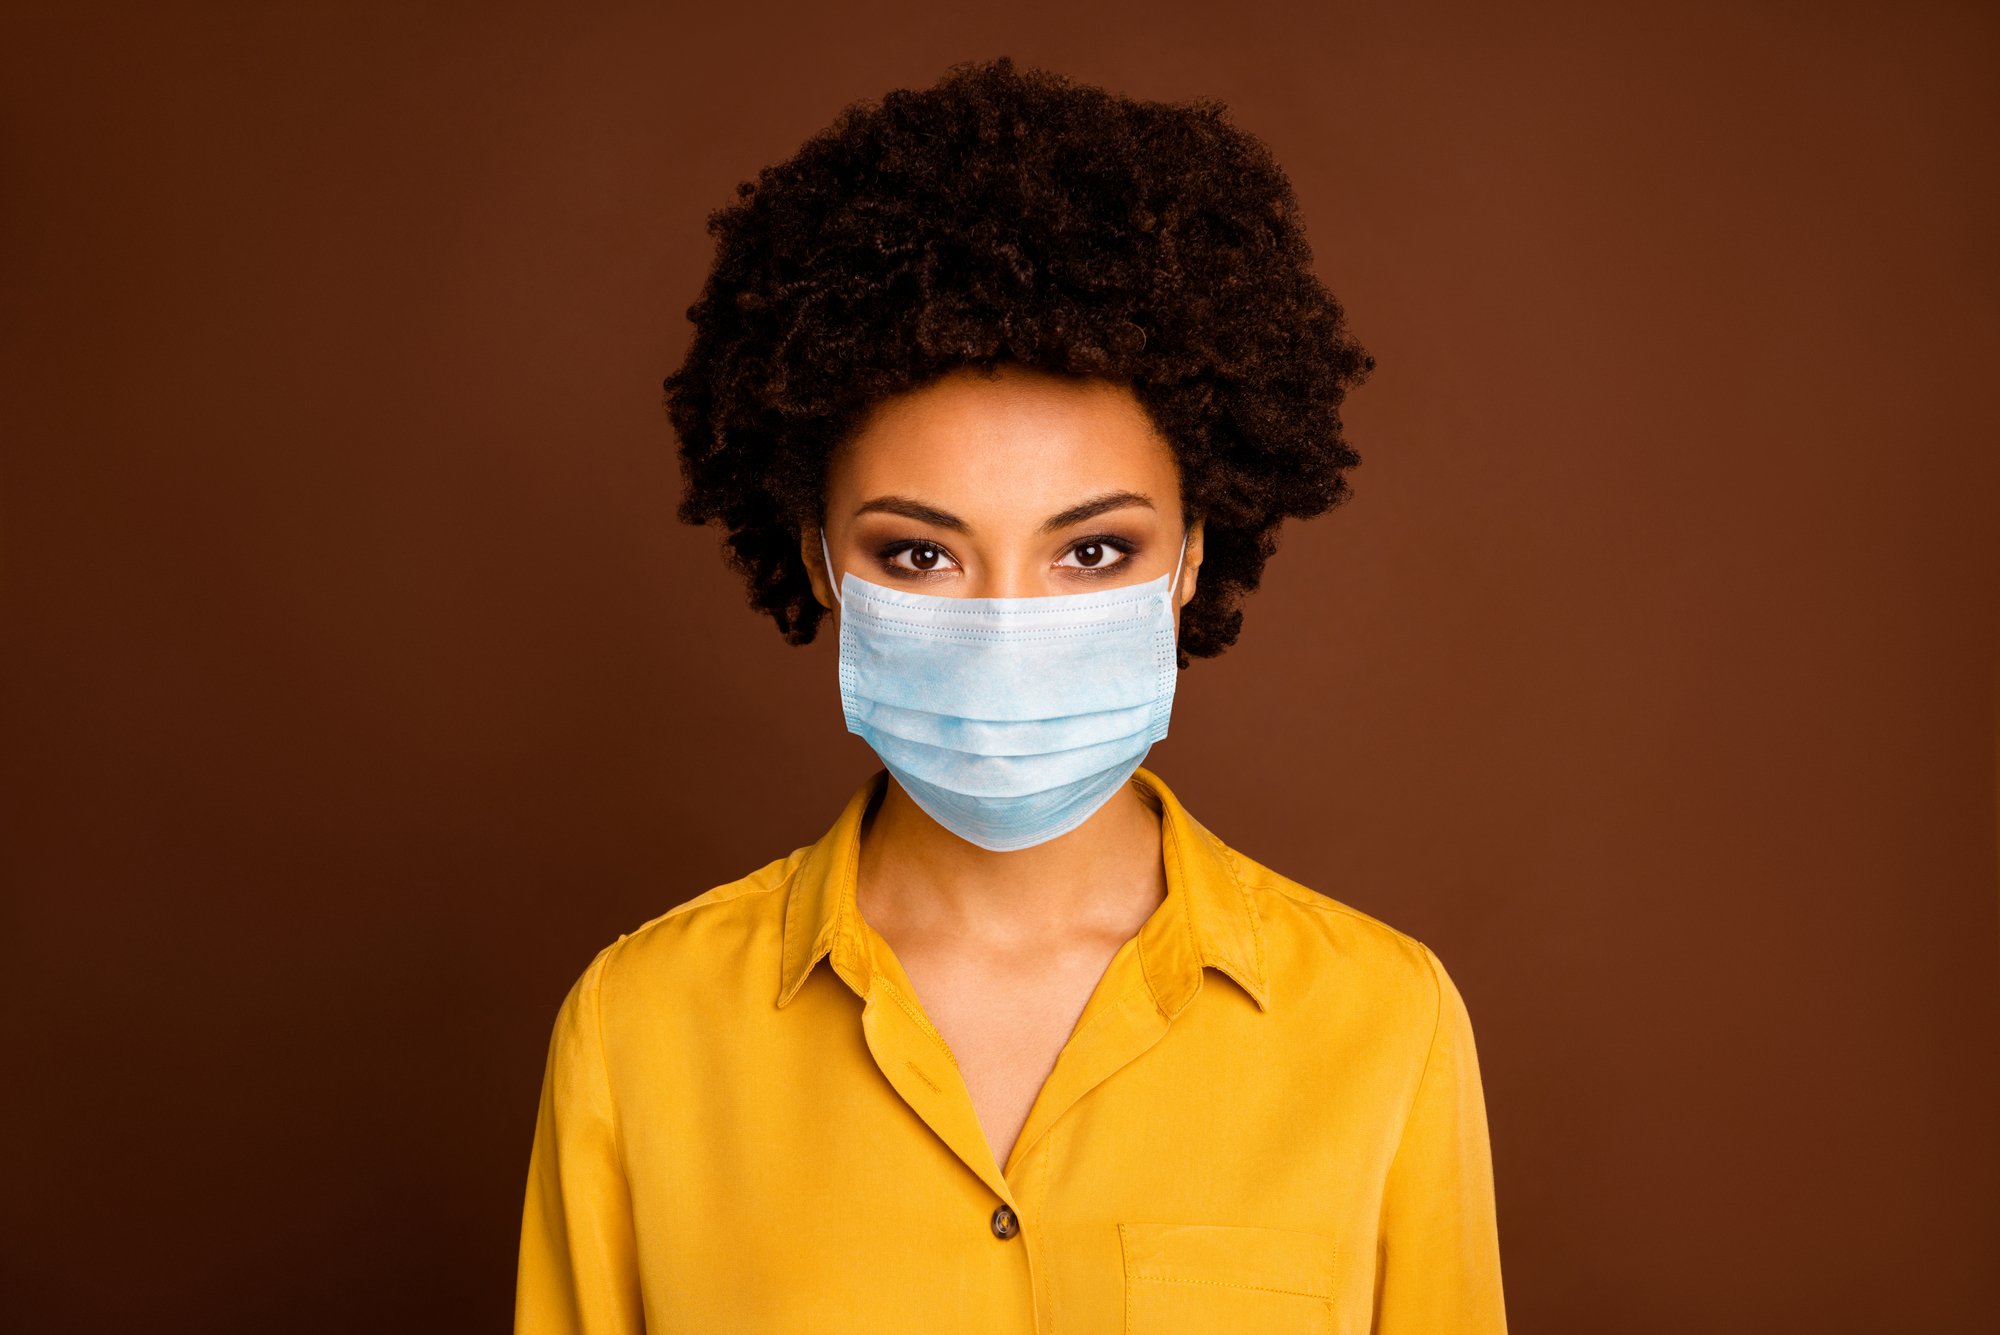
[884,541,960,576]
[1057,539,1130,571]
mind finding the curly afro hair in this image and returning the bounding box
[664,56,1374,663]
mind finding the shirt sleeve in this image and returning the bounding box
[514,943,647,1335]
[1372,942,1508,1333]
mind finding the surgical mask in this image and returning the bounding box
[821,528,1187,852]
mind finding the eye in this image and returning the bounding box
[1057,538,1134,572]
[882,541,961,576]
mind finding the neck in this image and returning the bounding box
[856,774,1168,950]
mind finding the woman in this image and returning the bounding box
[515,56,1506,1334]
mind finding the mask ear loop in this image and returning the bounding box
[1165,529,1190,614]
[818,527,843,610]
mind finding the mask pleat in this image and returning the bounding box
[843,617,1166,717]
[892,758,1155,852]
[863,727,1152,798]
[848,697,1156,756]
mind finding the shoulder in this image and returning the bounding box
[1218,835,1463,1032]
[554,844,811,1028]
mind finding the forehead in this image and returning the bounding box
[827,364,1180,515]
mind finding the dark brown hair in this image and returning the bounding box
[664,56,1374,662]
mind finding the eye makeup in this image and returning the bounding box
[868,532,1148,584]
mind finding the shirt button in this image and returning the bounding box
[990,1205,1019,1239]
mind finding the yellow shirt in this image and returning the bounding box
[515,766,1507,1333]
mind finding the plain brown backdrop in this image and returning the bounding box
[3,1,1996,1331]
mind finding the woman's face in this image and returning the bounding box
[803,363,1204,622]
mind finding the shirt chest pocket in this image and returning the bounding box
[1118,1221,1340,1335]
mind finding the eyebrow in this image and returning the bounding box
[1037,490,1155,532]
[853,495,968,531]
[852,490,1155,534]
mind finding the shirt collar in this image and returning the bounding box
[776,766,1272,1015]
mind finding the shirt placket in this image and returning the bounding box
[848,908,1191,1335]
[816,907,1037,1334]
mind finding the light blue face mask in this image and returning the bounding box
[821,528,1187,852]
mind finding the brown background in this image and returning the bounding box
[3,2,1996,1331]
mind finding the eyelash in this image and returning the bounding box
[875,535,1138,581]
[1058,535,1138,574]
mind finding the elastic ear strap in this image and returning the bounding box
[1167,530,1190,608]
[819,528,842,609]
